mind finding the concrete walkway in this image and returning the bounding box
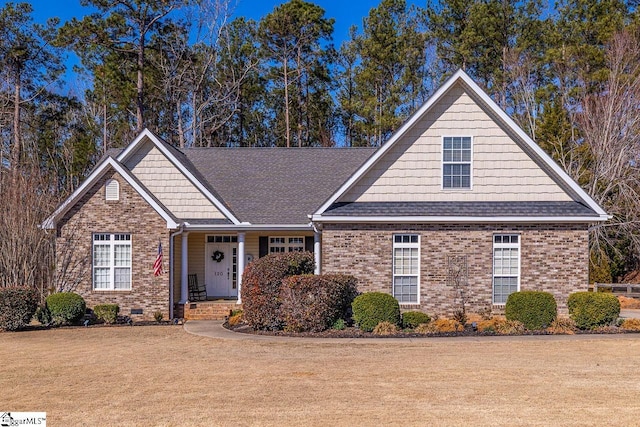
[183,319,640,344]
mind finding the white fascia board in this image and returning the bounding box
[313,69,608,219]
[117,128,241,225]
[311,214,609,223]
[42,157,179,230]
[313,70,467,216]
[183,223,313,231]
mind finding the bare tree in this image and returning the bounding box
[573,30,640,269]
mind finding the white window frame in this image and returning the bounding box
[492,234,520,304]
[93,233,132,291]
[105,179,120,201]
[392,234,420,304]
[442,136,473,190]
[269,236,305,253]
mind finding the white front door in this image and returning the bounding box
[205,242,238,298]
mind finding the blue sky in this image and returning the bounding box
[30,0,424,46]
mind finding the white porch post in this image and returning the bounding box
[314,230,321,275]
[237,232,245,304]
[179,232,189,304]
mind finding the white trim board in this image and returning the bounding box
[313,69,609,220]
[117,129,241,225]
[42,157,180,230]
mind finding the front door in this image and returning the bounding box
[205,241,237,298]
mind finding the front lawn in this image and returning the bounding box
[1,325,640,425]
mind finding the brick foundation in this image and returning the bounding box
[181,301,242,320]
[56,170,171,321]
[321,223,589,316]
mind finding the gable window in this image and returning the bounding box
[269,237,304,253]
[443,136,472,189]
[93,233,131,290]
[105,179,120,201]
[393,234,419,303]
[493,234,520,304]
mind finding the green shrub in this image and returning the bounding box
[280,274,358,332]
[402,311,431,329]
[332,318,345,330]
[568,292,620,330]
[46,292,86,325]
[352,292,400,332]
[241,252,314,330]
[35,305,52,325]
[505,291,557,330]
[0,287,38,331]
[93,304,119,324]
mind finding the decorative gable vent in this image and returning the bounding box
[105,179,120,201]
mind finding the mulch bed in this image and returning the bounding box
[224,322,638,338]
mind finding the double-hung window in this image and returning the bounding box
[492,234,520,304]
[269,237,304,253]
[93,233,132,290]
[443,136,472,189]
[393,234,420,303]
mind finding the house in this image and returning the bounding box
[43,70,608,320]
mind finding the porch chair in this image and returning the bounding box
[188,274,207,302]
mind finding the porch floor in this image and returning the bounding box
[176,299,242,321]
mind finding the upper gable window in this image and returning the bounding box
[105,179,120,201]
[442,136,472,189]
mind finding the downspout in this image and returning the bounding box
[169,224,185,320]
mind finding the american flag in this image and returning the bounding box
[153,241,163,276]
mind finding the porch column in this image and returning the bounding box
[237,232,245,304]
[179,232,189,304]
[314,230,321,275]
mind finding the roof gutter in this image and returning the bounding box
[182,222,314,231]
[311,214,610,223]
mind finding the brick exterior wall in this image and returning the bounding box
[56,170,171,321]
[321,223,590,316]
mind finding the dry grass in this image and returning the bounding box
[619,295,640,309]
[2,325,640,426]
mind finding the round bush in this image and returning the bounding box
[567,291,620,330]
[93,304,119,324]
[0,287,38,331]
[505,291,557,330]
[241,251,314,330]
[402,311,431,329]
[46,292,86,325]
[352,292,400,332]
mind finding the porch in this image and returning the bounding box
[170,230,320,319]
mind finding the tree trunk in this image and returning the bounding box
[12,72,21,168]
[177,99,185,148]
[136,33,145,132]
[283,57,290,148]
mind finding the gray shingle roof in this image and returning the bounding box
[181,148,376,224]
[322,201,598,217]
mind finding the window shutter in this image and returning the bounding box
[259,236,268,258]
[304,236,314,252]
[105,179,119,201]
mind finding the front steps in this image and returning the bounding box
[176,300,242,320]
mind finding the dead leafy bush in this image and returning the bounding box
[546,317,577,335]
[620,318,640,331]
[228,311,244,327]
[416,318,463,334]
[477,317,525,334]
[372,321,399,335]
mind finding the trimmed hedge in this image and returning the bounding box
[568,291,620,329]
[280,274,358,332]
[0,287,38,331]
[46,292,86,325]
[241,252,314,330]
[402,311,431,329]
[352,292,401,332]
[94,304,119,324]
[505,291,557,330]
